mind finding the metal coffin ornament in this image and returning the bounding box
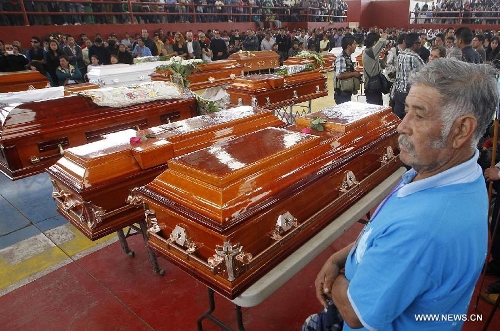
[133,101,402,299]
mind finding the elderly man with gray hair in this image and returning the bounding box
[304,59,498,331]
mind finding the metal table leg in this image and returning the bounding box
[138,221,165,275]
[116,228,135,257]
[197,288,245,331]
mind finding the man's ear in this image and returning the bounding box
[451,115,477,149]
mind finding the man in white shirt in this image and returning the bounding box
[260,32,275,51]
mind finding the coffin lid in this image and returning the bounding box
[167,127,320,187]
[51,107,282,187]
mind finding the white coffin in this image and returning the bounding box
[87,62,161,87]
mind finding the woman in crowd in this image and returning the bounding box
[44,40,64,85]
[172,32,188,59]
[117,43,133,64]
[56,54,83,85]
[486,36,499,62]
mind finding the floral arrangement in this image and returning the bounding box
[274,63,316,76]
[130,133,156,144]
[295,51,325,68]
[133,55,171,64]
[155,57,204,87]
[237,50,256,57]
[301,117,327,133]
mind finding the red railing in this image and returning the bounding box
[0,0,346,26]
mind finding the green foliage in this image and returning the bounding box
[310,117,327,131]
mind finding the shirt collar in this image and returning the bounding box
[397,149,482,197]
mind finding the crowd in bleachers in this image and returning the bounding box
[2,24,499,84]
[0,0,348,26]
[412,0,500,24]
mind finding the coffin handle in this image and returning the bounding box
[30,144,65,164]
[339,170,359,193]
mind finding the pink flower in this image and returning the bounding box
[301,127,312,134]
[130,137,142,144]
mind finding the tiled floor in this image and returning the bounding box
[1,76,500,330]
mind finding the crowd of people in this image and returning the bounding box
[0,0,348,26]
[412,0,500,25]
[3,24,500,87]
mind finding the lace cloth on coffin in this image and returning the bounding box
[78,81,182,107]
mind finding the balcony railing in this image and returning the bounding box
[0,0,347,26]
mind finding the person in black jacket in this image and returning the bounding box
[0,43,28,72]
[88,37,111,65]
[141,29,158,56]
[117,44,133,64]
[44,40,64,84]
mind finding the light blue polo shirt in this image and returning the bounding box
[344,150,488,331]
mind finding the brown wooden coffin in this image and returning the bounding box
[0,71,50,92]
[133,101,402,299]
[228,51,280,72]
[283,54,335,71]
[0,88,197,180]
[226,70,328,108]
[46,106,284,240]
[151,60,244,90]
[64,83,100,96]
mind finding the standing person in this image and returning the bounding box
[305,59,498,331]
[260,32,275,51]
[62,35,86,77]
[393,33,425,119]
[472,34,486,63]
[210,30,228,61]
[44,40,64,85]
[141,29,159,56]
[362,32,388,105]
[486,36,500,62]
[455,26,481,64]
[242,29,259,51]
[88,37,111,65]
[275,28,291,60]
[333,36,361,105]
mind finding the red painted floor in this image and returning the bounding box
[0,220,499,330]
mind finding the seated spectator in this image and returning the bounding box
[132,38,152,58]
[0,43,28,71]
[110,54,119,64]
[29,61,54,86]
[288,40,301,58]
[87,55,101,75]
[172,33,189,59]
[56,55,83,85]
[117,44,134,64]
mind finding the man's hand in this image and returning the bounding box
[485,167,500,181]
[315,255,342,309]
[314,243,354,309]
